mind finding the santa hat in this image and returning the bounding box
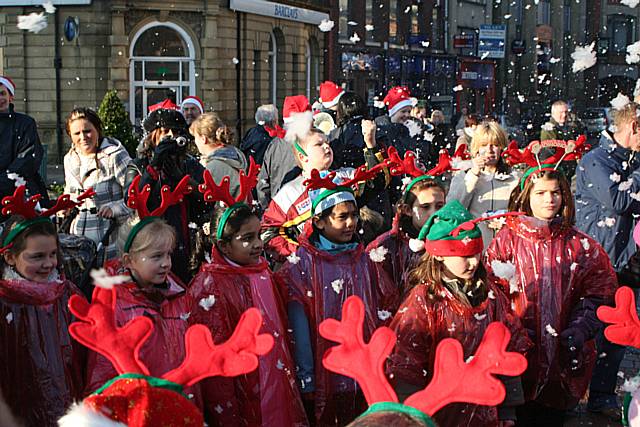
[60,286,273,426]
[180,96,204,113]
[0,76,15,96]
[147,99,177,113]
[283,95,312,124]
[319,81,345,109]
[383,86,415,118]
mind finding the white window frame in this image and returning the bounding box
[268,31,277,105]
[129,21,196,125]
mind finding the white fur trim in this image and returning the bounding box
[321,90,345,109]
[388,98,413,118]
[0,77,15,96]
[284,111,314,143]
[58,403,127,427]
[181,97,204,113]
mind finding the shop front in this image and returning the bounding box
[456,59,496,115]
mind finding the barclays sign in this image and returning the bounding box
[230,0,329,25]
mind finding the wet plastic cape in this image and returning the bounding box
[86,260,193,397]
[276,227,387,425]
[485,216,617,409]
[387,280,531,427]
[185,247,308,427]
[0,277,84,426]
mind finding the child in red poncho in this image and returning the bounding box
[485,168,617,426]
[276,168,393,426]
[185,166,308,426]
[387,200,531,427]
[0,187,86,426]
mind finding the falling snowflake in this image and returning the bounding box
[199,295,216,311]
[570,262,578,272]
[580,238,590,250]
[287,253,301,265]
[214,405,224,414]
[409,239,425,253]
[405,120,422,137]
[571,42,597,73]
[490,260,516,281]
[6,312,13,324]
[518,94,526,103]
[377,309,392,321]
[7,173,26,187]
[474,313,487,321]
[318,19,334,32]
[453,85,463,92]
[541,122,555,131]
[188,222,198,229]
[331,279,344,294]
[276,359,285,370]
[545,324,558,337]
[349,33,361,43]
[232,57,239,65]
[622,0,640,7]
[90,269,131,289]
[423,132,435,142]
[447,322,457,332]
[369,246,389,263]
[465,355,475,363]
[42,1,56,14]
[609,172,622,183]
[610,93,631,111]
[421,41,430,48]
[179,312,191,321]
[17,12,48,33]
[365,24,374,31]
[627,41,640,64]
[605,217,616,227]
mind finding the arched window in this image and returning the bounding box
[129,21,195,126]
[306,37,320,100]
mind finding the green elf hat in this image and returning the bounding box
[319,296,528,427]
[304,163,384,215]
[0,185,96,253]
[124,174,193,253]
[199,157,260,240]
[416,200,524,256]
[383,147,455,199]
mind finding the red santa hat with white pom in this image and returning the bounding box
[383,86,416,118]
[319,81,345,109]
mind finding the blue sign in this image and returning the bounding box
[478,24,506,59]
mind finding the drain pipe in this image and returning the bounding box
[235,11,242,139]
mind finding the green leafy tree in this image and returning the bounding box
[97,89,138,155]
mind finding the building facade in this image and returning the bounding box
[0,0,328,163]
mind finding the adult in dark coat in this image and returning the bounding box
[0,76,48,202]
[240,104,281,165]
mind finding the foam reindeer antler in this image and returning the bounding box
[385,147,426,178]
[199,156,260,206]
[163,309,274,386]
[501,140,538,168]
[502,136,590,169]
[304,163,386,192]
[41,188,96,217]
[319,296,528,417]
[597,286,640,348]
[1,186,96,219]
[453,143,472,161]
[127,175,193,218]
[319,296,398,404]
[68,287,154,375]
[450,211,526,237]
[426,149,457,177]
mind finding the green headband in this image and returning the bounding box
[124,216,159,253]
[216,203,248,241]
[520,166,559,190]
[2,217,52,248]
[294,138,308,156]
[403,175,435,199]
[310,186,354,214]
[357,402,436,426]
[93,373,186,398]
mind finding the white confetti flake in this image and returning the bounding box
[571,42,597,73]
[42,1,56,14]
[7,173,26,187]
[622,0,640,8]
[179,312,191,321]
[421,41,430,48]
[232,57,239,65]
[465,355,475,363]
[365,24,374,31]
[409,239,425,253]
[306,290,313,298]
[541,122,555,131]
[622,376,640,393]
[405,120,422,137]
[447,322,456,332]
[610,172,622,183]
[627,41,640,64]
[580,238,590,250]
[188,222,198,229]
[605,217,616,227]
[518,94,526,103]
[377,309,392,321]
[545,324,558,337]
[610,93,631,111]
[474,313,487,321]
[331,279,344,294]
[490,260,516,281]
[287,253,301,265]
[369,246,389,263]
[619,179,634,191]
[90,269,131,289]
[488,290,496,299]
[570,262,578,272]
[214,405,224,414]
[17,12,48,33]
[276,359,285,370]
[453,85,463,92]
[6,312,13,324]
[199,295,216,311]
[349,32,361,43]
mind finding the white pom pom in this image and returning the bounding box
[58,403,127,427]
[409,239,425,253]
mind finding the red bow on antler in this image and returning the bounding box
[597,286,640,348]
[1,185,95,219]
[264,124,286,139]
[199,157,260,206]
[127,175,192,218]
[319,296,528,416]
[68,287,275,386]
[303,162,386,192]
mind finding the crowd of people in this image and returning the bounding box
[0,74,639,427]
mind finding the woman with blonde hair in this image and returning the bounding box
[446,120,520,248]
[190,112,248,197]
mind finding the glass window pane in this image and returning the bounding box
[339,0,349,38]
[145,61,180,81]
[134,61,143,81]
[133,26,189,57]
[181,61,190,81]
[389,0,397,43]
[147,87,177,108]
[134,86,143,126]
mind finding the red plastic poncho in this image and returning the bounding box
[485,216,618,409]
[86,260,194,396]
[366,215,422,313]
[0,277,84,426]
[185,247,308,427]
[276,227,388,426]
[387,280,531,427]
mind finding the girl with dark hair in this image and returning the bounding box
[485,168,617,426]
[186,169,308,426]
[64,107,133,261]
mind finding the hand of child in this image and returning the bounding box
[97,205,114,219]
[361,120,377,148]
[470,155,487,176]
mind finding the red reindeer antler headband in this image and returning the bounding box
[319,296,528,423]
[123,175,193,252]
[1,185,96,250]
[198,157,260,240]
[384,147,456,197]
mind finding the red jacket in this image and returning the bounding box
[0,277,84,426]
[387,280,531,427]
[485,216,617,409]
[185,248,308,427]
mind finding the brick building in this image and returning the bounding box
[0,0,328,163]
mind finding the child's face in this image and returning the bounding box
[314,201,359,244]
[529,178,562,221]
[218,216,264,266]
[402,187,445,230]
[5,234,58,283]
[125,240,173,287]
[438,254,481,281]
[300,133,333,172]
